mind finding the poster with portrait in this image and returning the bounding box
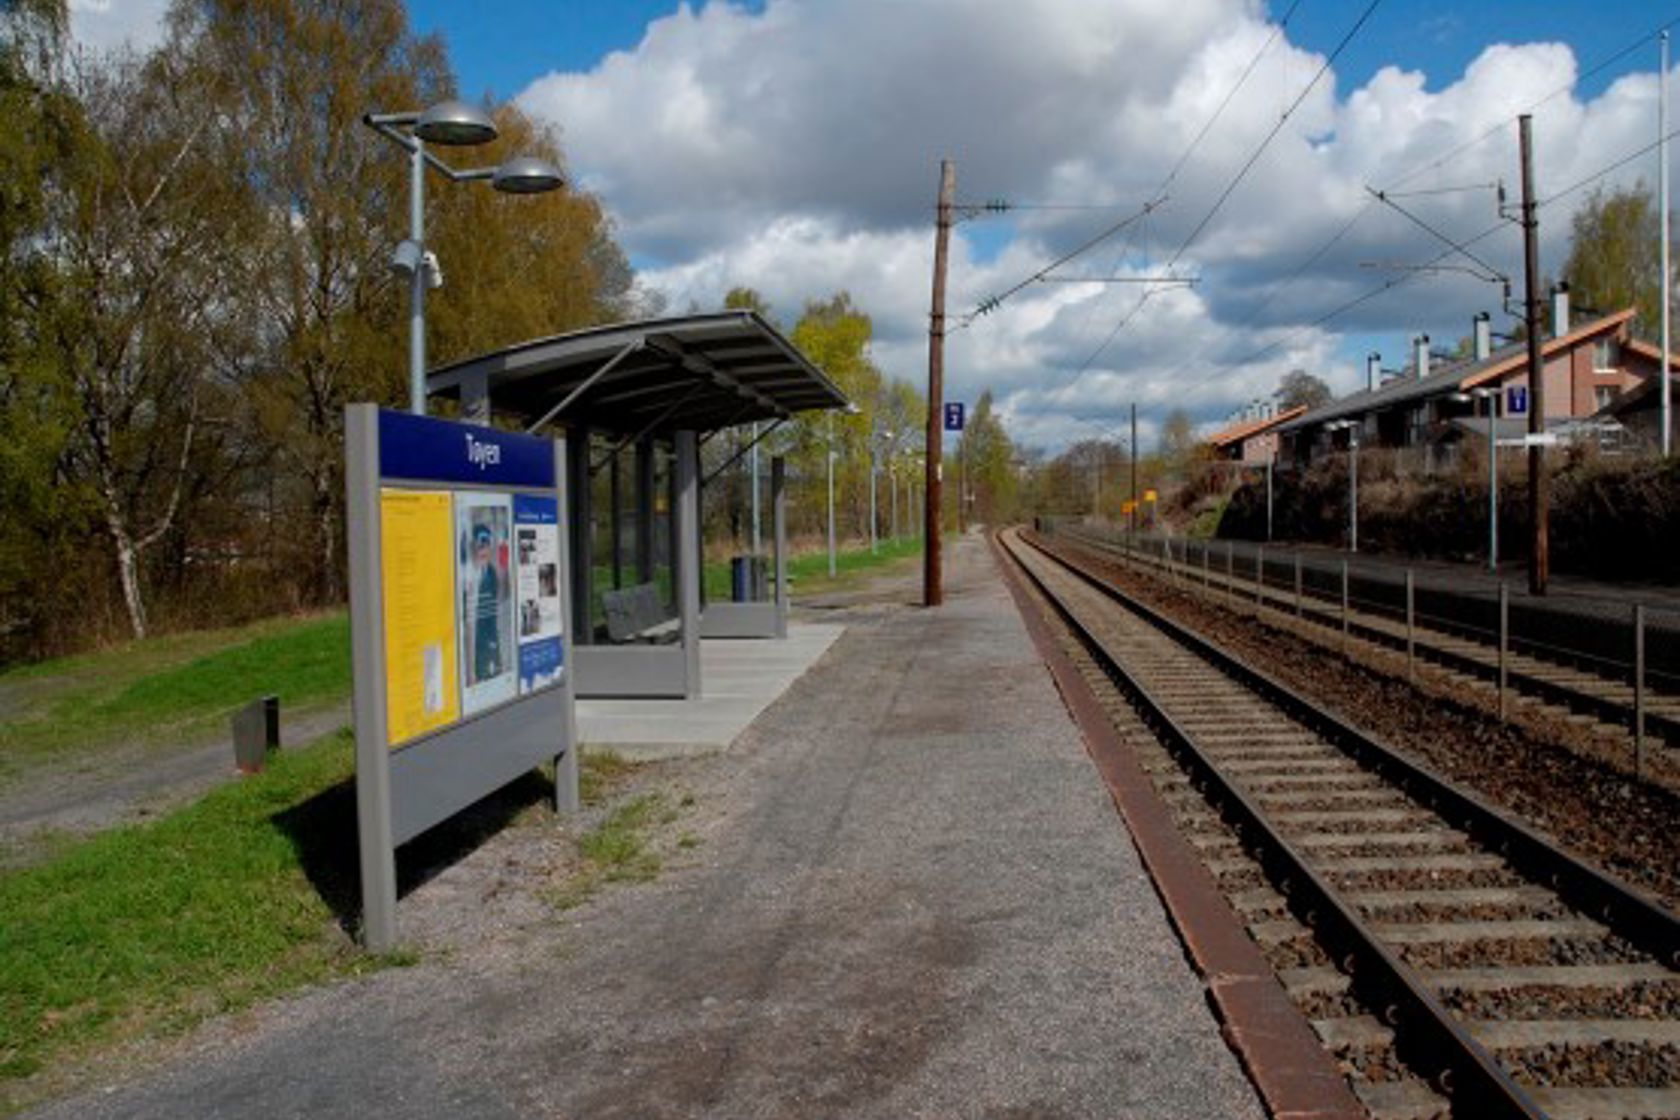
[514,494,564,694]
[455,492,517,715]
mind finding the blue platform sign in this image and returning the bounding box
[1507,385,1528,415]
[378,409,556,489]
[944,402,965,431]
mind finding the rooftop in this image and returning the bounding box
[425,310,851,436]
[1277,308,1636,433]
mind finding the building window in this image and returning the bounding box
[1592,338,1617,371]
[1595,385,1615,410]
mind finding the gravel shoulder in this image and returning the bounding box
[26,532,1264,1119]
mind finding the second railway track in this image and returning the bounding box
[1000,526,1680,1120]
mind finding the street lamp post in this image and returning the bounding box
[1475,387,1499,570]
[869,426,895,554]
[363,100,564,416]
[1452,388,1501,571]
[889,459,899,541]
[869,439,878,555]
[1328,420,1360,552]
[827,410,838,577]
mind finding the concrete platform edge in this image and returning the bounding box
[990,530,1365,1120]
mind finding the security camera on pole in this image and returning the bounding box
[362,100,564,417]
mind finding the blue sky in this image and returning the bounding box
[414,1,1677,115]
[67,0,1680,447]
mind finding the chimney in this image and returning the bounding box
[1366,352,1380,393]
[1414,334,1430,380]
[1551,282,1569,337]
[1473,312,1491,362]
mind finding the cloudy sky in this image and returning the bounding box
[72,0,1680,450]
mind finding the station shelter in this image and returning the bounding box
[425,311,849,699]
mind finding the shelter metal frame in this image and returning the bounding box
[427,311,848,698]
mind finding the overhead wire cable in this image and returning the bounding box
[1367,187,1508,281]
[1217,120,1680,378]
[958,196,1166,326]
[1145,7,1680,411]
[962,0,1306,324]
[1385,10,1680,192]
[1160,0,1305,192]
[1074,0,1384,377]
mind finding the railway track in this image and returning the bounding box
[1054,523,1680,756]
[1000,526,1680,1120]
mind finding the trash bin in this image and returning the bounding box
[731,555,768,602]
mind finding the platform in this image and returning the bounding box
[575,622,844,758]
[33,535,1266,1119]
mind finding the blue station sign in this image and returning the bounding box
[1507,385,1528,416]
[378,409,557,489]
[944,402,965,431]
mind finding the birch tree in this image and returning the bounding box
[46,49,237,638]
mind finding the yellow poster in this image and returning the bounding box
[380,489,459,747]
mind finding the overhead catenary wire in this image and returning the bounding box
[962,0,1308,324]
[1385,11,1680,193]
[1072,0,1385,378]
[959,195,1167,325]
[1195,125,1680,380]
[1141,10,1680,408]
[1367,186,1508,283]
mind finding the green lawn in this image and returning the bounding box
[0,729,366,1086]
[786,534,922,591]
[0,733,638,1101]
[0,613,351,785]
[0,536,922,787]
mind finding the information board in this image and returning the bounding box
[379,490,459,746]
[346,404,577,951]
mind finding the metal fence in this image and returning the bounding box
[1037,517,1680,764]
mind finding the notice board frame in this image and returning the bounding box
[345,403,579,951]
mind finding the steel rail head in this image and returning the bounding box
[1029,530,1680,969]
[1004,528,1662,1119]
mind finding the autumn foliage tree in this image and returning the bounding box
[0,0,636,658]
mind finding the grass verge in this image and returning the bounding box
[547,793,667,911]
[0,613,350,783]
[0,729,375,1094]
[786,535,924,599]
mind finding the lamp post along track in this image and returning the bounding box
[1001,527,1680,1120]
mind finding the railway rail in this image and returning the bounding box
[1050,522,1680,760]
[1000,526,1680,1120]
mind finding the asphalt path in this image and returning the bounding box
[31,534,1263,1119]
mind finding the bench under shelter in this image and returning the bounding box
[425,310,849,699]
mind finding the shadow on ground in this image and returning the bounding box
[271,767,556,937]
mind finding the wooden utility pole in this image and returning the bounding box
[1519,115,1549,595]
[924,159,954,607]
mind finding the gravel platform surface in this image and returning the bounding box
[28,534,1263,1120]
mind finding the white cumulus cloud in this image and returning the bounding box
[521,2,1674,449]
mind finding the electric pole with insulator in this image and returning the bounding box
[1519,115,1549,595]
[924,159,954,607]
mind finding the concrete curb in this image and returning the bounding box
[991,530,1366,1120]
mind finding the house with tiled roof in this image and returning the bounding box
[1589,337,1680,451]
[1206,404,1306,464]
[1275,287,1672,467]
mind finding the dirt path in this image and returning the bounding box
[0,705,349,867]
